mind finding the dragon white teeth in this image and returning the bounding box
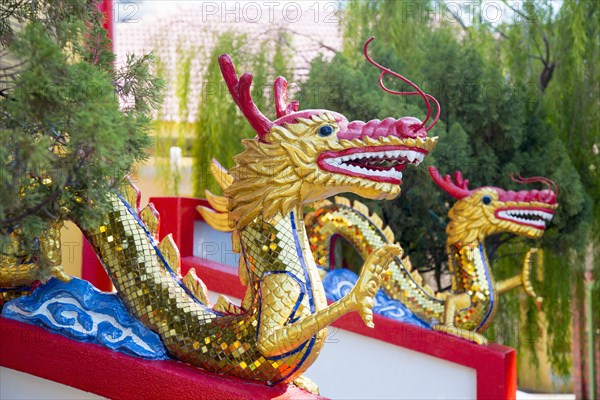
[323,148,426,181]
[326,150,424,165]
[497,209,554,228]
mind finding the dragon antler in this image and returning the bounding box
[218,55,273,140]
[428,166,471,199]
[274,76,299,118]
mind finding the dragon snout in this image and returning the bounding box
[339,117,427,141]
[535,189,557,204]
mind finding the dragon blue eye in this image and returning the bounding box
[482,195,492,205]
[318,125,334,137]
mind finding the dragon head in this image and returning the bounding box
[221,38,438,228]
[429,167,558,245]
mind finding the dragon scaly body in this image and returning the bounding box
[305,167,558,344]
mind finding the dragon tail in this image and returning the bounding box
[78,180,216,320]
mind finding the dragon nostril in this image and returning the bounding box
[395,117,426,139]
[540,189,556,204]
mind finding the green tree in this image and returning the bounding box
[495,0,599,377]
[191,30,294,196]
[300,0,596,376]
[0,1,162,252]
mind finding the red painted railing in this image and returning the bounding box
[0,318,321,400]
[78,195,516,399]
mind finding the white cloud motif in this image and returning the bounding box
[5,297,154,353]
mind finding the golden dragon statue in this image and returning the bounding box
[303,167,558,344]
[1,38,440,391]
[0,222,69,306]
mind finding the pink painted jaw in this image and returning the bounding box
[317,116,431,184]
[494,206,556,230]
[274,111,434,185]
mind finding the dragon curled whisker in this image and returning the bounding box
[363,36,440,132]
[511,173,559,198]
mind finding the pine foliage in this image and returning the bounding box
[0,1,163,252]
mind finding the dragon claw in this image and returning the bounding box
[350,244,402,328]
[293,375,319,395]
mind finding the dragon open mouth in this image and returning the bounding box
[318,145,428,184]
[495,208,554,229]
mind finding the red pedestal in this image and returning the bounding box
[0,318,322,400]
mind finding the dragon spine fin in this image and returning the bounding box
[140,204,160,239]
[197,206,233,232]
[369,213,385,230]
[158,234,181,276]
[210,159,233,190]
[333,196,351,207]
[182,268,211,305]
[382,226,395,243]
[310,199,333,209]
[122,178,142,212]
[351,200,370,215]
[205,190,229,213]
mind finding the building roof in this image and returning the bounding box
[114,2,343,121]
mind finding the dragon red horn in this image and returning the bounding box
[274,76,299,118]
[218,54,273,140]
[428,166,471,199]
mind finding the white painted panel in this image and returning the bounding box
[304,327,476,399]
[193,221,239,267]
[0,367,104,399]
[206,291,476,399]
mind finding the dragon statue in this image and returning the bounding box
[303,167,558,344]
[0,222,70,306]
[0,38,439,391]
